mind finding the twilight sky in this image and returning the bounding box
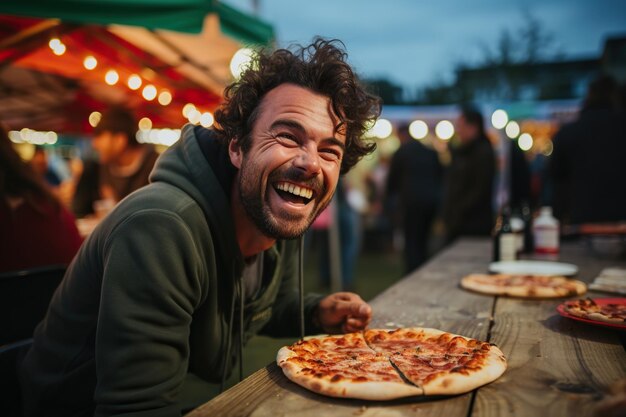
[225,0,626,91]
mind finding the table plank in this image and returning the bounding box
[473,241,626,417]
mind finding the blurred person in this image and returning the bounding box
[549,74,626,225]
[30,145,62,188]
[0,126,83,273]
[19,39,378,416]
[317,178,364,291]
[71,106,160,218]
[508,141,531,210]
[385,123,443,273]
[442,106,496,244]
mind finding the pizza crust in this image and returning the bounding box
[460,273,587,298]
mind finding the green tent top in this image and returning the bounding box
[0,0,274,46]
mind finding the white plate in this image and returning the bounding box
[488,260,579,276]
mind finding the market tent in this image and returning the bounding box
[0,0,274,44]
[0,1,274,134]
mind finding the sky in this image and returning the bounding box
[225,0,626,92]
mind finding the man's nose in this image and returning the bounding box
[293,145,321,176]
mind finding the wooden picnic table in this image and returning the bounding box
[186,237,626,417]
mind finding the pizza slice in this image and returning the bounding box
[461,273,587,298]
[364,328,507,396]
[277,332,423,400]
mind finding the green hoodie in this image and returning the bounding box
[19,125,323,416]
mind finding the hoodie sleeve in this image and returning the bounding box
[260,240,325,338]
[94,209,204,417]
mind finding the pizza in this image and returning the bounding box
[460,273,587,298]
[562,298,626,324]
[276,328,507,400]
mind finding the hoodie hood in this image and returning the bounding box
[150,124,244,274]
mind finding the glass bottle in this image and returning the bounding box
[493,206,517,262]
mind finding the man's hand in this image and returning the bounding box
[313,292,372,334]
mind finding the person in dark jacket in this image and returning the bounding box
[549,75,626,225]
[18,39,380,416]
[442,107,496,243]
[385,123,443,273]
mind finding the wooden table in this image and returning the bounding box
[187,238,626,417]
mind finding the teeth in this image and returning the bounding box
[275,182,313,200]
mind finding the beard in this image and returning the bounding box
[238,162,330,240]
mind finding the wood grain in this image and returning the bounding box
[472,241,626,417]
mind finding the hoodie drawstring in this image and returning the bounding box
[238,275,244,382]
[220,265,238,393]
[299,236,305,341]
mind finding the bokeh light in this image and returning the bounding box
[505,121,520,138]
[83,56,98,70]
[105,70,119,85]
[518,133,533,151]
[230,48,255,79]
[142,85,157,101]
[491,109,508,129]
[409,120,428,140]
[435,120,454,140]
[127,74,142,90]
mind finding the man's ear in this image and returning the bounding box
[228,138,242,169]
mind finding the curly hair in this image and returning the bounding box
[213,38,381,174]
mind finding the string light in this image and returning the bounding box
[142,85,157,101]
[48,38,66,56]
[83,56,98,70]
[435,120,454,140]
[127,74,142,90]
[9,129,58,144]
[138,117,153,131]
[158,90,172,106]
[200,112,214,127]
[505,121,520,138]
[105,69,119,85]
[491,109,508,129]
[518,133,533,151]
[409,120,429,140]
[188,109,201,124]
[182,103,196,118]
[88,111,102,127]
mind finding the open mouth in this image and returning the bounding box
[274,181,314,205]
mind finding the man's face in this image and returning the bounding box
[230,83,345,240]
[92,131,124,165]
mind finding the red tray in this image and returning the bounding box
[557,298,626,330]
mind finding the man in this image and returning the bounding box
[386,123,443,273]
[442,107,495,243]
[19,39,379,416]
[71,106,160,218]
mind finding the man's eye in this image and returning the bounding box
[277,132,298,143]
[320,148,342,160]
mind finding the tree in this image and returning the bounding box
[363,78,405,105]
